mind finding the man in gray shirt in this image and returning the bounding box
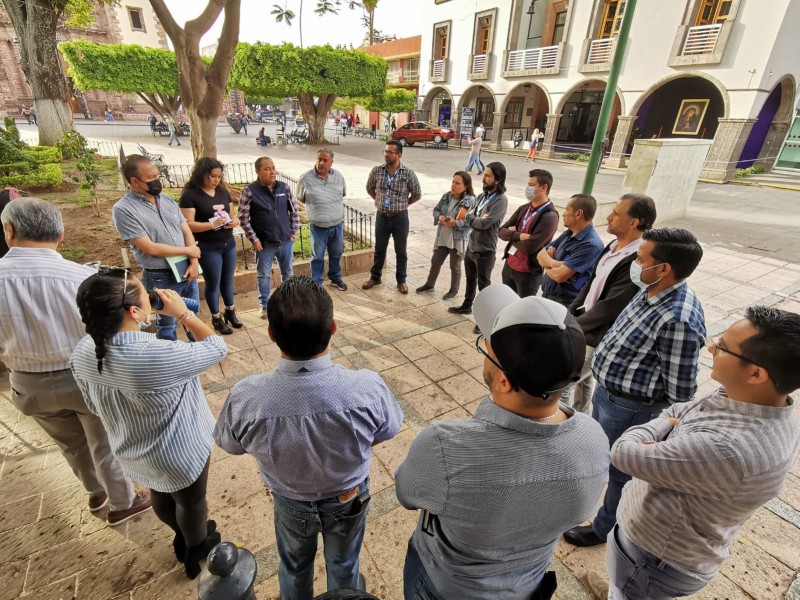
[297,148,348,291]
[584,306,800,600]
[397,284,610,599]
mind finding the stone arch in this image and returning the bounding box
[553,79,623,144]
[456,85,499,139]
[629,71,730,119]
[739,75,797,171]
[420,86,455,127]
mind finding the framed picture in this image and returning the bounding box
[672,99,710,135]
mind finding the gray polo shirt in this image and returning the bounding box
[396,397,610,599]
[297,167,347,228]
[112,189,186,270]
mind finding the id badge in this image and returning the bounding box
[508,245,518,255]
[383,197,391,209]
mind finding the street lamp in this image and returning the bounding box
[527,0,538,15]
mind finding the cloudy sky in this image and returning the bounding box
[163,0,423,49]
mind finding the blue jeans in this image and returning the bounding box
[310,223,344,285]
[591,384,670,537]
[272,479,370,600]
[198,240,237,315]
[256,240,294,307]
[403,538,444,600]
[607,525,707,599]
[141,269,199,341]
[168,126,179,145]
[464,154,484,173]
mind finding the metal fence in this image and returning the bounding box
[158,162,298,196]
[85,139,121,158]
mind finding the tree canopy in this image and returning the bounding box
[362,88,416,114]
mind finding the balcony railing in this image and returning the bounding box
[387,72,401,83]
[587,37,615,64]
[403,70,419,82]
[471,54,488,76]
[432,59,444,78]
[506,45,559,71]
[682,23,723,55]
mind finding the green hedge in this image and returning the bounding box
[0,163,62,188]
[0,161,32,176]
[21,146,63,165]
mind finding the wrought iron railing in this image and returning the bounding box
[292,204,373,259]
[85,139,121,157]
[158,162,298,197]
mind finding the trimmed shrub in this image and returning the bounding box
[0,161,32,176]
[21,146,63,165]
[0,163,62,188]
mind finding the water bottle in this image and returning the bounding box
[148,290,200,312]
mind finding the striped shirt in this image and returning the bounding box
[615,389,800,579]
[395,398,610,599]
[592,281,706,402]
[366,163,422,214]
[297,167,347,228]
[70,331,228,492]
[0,248,94,372]
[238,181,300,245]
[112,189,186,270]
[214,354,403,501]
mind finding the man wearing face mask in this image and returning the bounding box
[564,227,706,549]
[498,169,559,298]
[113,155,201,341]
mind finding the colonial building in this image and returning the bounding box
[417,0,800,180]
[0,2,168,120]
[360,35,422,129]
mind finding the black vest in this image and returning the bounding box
[246,180,292,244]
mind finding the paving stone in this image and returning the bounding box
[74,542,177,599]
[779,472,800,512]
[40,481,91,520]
[373,429,416,478]
[338,322,382,345]
[413,352,463,382]
[362,507,419,586]
[420,329,463,352]
[0,494,40,534]
[719,536,795,599]
[739,508,800,570]
[0,558,27,599]
[359,343,409,372]
[392,336,439,362]
[211,489,276,555]
[23,574,79,600]
[0,509,81,564]
[402,383,460,421]
[129,568,195,599]
[380,363,433,395]
[692,573,754,599]
[219,351,265,379]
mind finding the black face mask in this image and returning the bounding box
[142,179,162,197]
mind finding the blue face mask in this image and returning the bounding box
[630,262,665,289]
[133,307,152,330]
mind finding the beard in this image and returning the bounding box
[482,182,496,194]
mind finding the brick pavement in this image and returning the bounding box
[2,123,800,599]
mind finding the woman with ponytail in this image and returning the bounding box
[70,268,228,579]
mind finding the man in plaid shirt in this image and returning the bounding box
[564,227,706,548]
[362,141,422,294]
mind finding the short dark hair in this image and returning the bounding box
[643,227,703,279]
[268,276,334,359]
[529,169,553,194]
[185,157,224,191]
[122,154,152,184]
[740,306,800,394]
[385,140,403,155]
[569,193,597,221]
[621,193,657,231]
[255,156,273,171]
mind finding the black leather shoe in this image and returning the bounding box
[448,304,472,314]
[212,315,233,335]
[223,308,243,329]
[563,525,605,547]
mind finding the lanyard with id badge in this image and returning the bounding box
[383,172,396,209]
[508,201,551,255]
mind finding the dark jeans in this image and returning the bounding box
[501,262,542,298]
[403,538,444,600]
[141,269,200,341]
[425,246,462,293]
[310,223,344,284]
[370,211,409,283]
[272,479,370,600]
[150,459,210,548]
[591,384,670,538]
[463,248,495,305]
[198,240,237,315]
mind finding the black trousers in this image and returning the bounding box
[463,248,495,305]
[370,211,409,283]
[150,459,210,547]
[502,262,542,298]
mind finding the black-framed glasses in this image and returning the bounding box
[710,337,779,389]
[475,334,515,385]
[383,150,399,155]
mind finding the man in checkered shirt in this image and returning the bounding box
[564,227,706,549]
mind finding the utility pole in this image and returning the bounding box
[582,0,637,194]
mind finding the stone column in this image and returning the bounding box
[540,113,562,159]
[489,111,507,151]
[699,118,757,182]
[754,121,789,171]
[609,115,637,168]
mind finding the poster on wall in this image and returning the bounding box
[672,99,710,135]
[461,107,475,139]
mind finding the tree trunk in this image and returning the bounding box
[2,0,73,146]
[136,92,180,119]
[186,105,218,159]
[299,92,336,145]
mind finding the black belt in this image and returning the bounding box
[603,385,668,404]
[379,209,407,217]
[144,268,173,273]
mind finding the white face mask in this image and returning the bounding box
[133,307,152,330]
[630,262,665,289]
[525,185,536,200]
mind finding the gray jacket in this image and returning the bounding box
[463,191,508,253]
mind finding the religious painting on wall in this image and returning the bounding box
[672,99,710,135]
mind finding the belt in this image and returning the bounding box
[379,209,407,217]
[603,384,668,405]
[144,268,173,273]
[11,367,71,376]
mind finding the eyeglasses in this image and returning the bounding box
[475,334,515,385]
[709,337,780,389]
[383,150,399,155]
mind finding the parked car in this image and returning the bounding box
[390,122,458,146]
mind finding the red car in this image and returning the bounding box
[391,122,458,146]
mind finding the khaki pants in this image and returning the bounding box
[9,369,134,511]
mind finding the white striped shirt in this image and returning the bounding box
[70,331,228,492]
[0,247,95,372]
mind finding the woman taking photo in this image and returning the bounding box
[179,157,242,335]
[70,269,228,579]
[416,171,475,299]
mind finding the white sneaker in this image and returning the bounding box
[259,306,268,320]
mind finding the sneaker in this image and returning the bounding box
[330,280,348,291]
[473,324,481,334]
[88,492,108,512]
[259,306,268,320]
[108,490,152,527]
